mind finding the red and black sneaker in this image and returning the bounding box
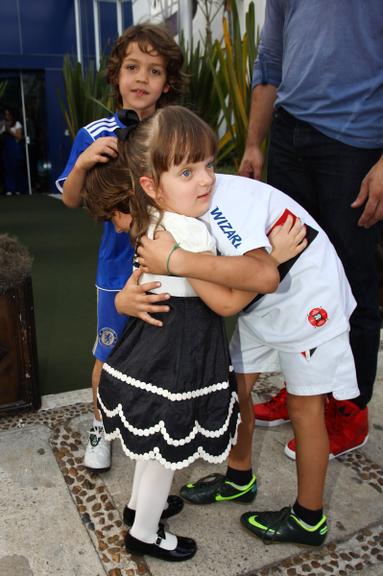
[284,398,368,460]
[253,386,290,427]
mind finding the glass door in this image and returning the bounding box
[0,71,47,195]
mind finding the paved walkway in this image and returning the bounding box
[0,337,382,576]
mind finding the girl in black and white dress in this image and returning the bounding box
[82,106,283,561]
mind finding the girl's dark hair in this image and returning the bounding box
[82,106,217,239]
[127,105,217,188]
[107,22,188,109]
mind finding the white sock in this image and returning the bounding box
[93,416,103,428]
[130,460,176,550]
[128,461,170,512]
[153,526,178,551]
[128,461,148,511]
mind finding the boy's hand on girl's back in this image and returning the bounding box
[115,268,170,327]
[137,231,177,275]
[76,137,119,171]
[269,215,307,265]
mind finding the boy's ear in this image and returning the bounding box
[139,176,157,200]
[111,210,121,224]
[162,83,170,94]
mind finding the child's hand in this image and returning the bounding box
[269,215,308,264]
[115,269,170,327]
[137,231,177,274]
[76,137,118,171]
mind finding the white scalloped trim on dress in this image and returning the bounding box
[101,412,241,470]
[102,363,234,401]
[98,391,239,446]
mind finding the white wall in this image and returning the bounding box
[239,0,266,32]
[131,0,266,40]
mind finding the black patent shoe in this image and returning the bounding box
[123,495,184,526]
[125,525,197,562]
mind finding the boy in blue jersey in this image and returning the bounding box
[56,23,186,470]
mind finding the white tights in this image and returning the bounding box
[128,460,176,548]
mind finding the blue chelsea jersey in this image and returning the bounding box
[56,113,134,291]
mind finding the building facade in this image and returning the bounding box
[0,0,132,193]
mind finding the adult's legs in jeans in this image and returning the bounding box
[268,112,381,408]
[309,144,381,408]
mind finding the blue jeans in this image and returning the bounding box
[268,107,382,408]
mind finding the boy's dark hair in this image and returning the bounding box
[107,22,188,109]
[82,139,157,241]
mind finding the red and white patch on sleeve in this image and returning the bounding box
[307,307,328,328]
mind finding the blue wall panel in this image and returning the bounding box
[20,0,77,57]
[0,0,133,192]
[0,4,21,54]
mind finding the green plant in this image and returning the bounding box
[180,38,226,133]
[210,0,260,169]
[58,56,113,140]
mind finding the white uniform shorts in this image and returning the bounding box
[230,326,359,400]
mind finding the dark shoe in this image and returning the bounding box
[125,525,196,562]
[241,506,328,546]
[123,495,184,526]
[180,473,257,505]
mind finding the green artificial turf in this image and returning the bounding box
[0,194,102,396]
[0,194,238,397]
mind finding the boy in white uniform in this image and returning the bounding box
[128,172,359,546]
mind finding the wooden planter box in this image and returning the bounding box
[0,276,40,413]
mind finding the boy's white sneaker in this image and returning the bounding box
[83,425,111,471]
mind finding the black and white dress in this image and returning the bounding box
[97,211,240,470]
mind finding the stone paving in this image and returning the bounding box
[0,340,382,576]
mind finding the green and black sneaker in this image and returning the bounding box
[180,473,257,505]
[241,506,328,546]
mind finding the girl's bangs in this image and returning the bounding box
[166,124,216,168]
[150,107,217,179]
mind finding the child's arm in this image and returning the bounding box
[115,268,171,327]
[62,137,118,208]
[186,249,269,316]
[187,217,307,316]
[118,216,306,321]
[138,235,279,292]
[137,216,306,292]
[114,248,272,321]
[115,250,266,319]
